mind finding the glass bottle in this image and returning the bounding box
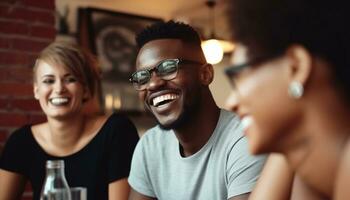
[40,160,71,200]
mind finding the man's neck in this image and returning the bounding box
[174,103,220,157]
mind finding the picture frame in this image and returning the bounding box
[77,7,163,113]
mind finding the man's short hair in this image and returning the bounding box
[136,20,202,49]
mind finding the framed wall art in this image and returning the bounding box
[77,7,163,113]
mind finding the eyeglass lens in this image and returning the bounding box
[132,59,179,90]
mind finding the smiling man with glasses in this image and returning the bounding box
[129,58,203,91]
[127,20,266,200]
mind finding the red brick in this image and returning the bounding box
[0,0,17,4]
[22,187,33,200]
[0,4,6,11]
[0,36,11,49]
[10,8,33,22]
[0,83,33,96]
[0,4,10,18]
[28,10,55,25]
[28,113,46,124]
[24,182,32,190]
[0,130,7,138]
[0,5,55,25]
[0,4,16,18]
[12,38,49,53]
[0,113,28,126]
[26,54,39,67]
[0,129,9,142]
[0,20,29,35]
[21,0,55,10]
[30,25,56,39]
[0,129,9,134]
[0,68,9,81]
[0,51,33,65]
[0,67,33,83]
[11,98,41,111]
[0,98,8,110]
[12,8,39,21]
[16,8,55,25]
[21,195,33,200]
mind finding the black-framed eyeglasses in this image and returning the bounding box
[224,54,282,87]
[129,58,203,91]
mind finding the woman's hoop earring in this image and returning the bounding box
[288,81,304,99]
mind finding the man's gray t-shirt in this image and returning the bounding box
[128,109,266,200]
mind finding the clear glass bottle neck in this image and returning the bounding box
[46,160,65,177]
[41,160,71,200]
[46,160,64,168]
[46,167,65,177]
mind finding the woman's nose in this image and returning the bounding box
[54,80,67,93]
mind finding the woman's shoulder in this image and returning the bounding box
[1,125,36,159]
[13,125,31,132]
[87,112,130,124]
[101,112,136,129]
[7,125,33,142]
[86,112,137,136]
[106,112,133,122]
[88,113,139,151]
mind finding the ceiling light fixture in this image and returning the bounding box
[201,0,235,65]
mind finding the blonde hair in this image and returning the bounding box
[33,42,101,98]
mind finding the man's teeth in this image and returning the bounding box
[50,98,69,105]
[152,94,179,107]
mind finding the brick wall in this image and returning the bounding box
[0,0,56,199]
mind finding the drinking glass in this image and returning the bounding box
[48,187,87,200]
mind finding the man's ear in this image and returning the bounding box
[285,45,313,85]
[199,63,214,85]
[33,83,39,100]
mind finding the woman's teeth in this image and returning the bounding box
[152,94,179,107]
[241,116,253,131]
[50,97,69,105]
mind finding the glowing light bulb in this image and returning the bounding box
[201,39,224,65]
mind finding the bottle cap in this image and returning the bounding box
[46,160,65,168]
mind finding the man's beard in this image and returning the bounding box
[158,89,201,131]
[158,104,194,130]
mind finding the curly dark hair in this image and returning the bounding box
[135,20,202,49]
[228,0,350,99]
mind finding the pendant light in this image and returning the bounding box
[201,0,235,65]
